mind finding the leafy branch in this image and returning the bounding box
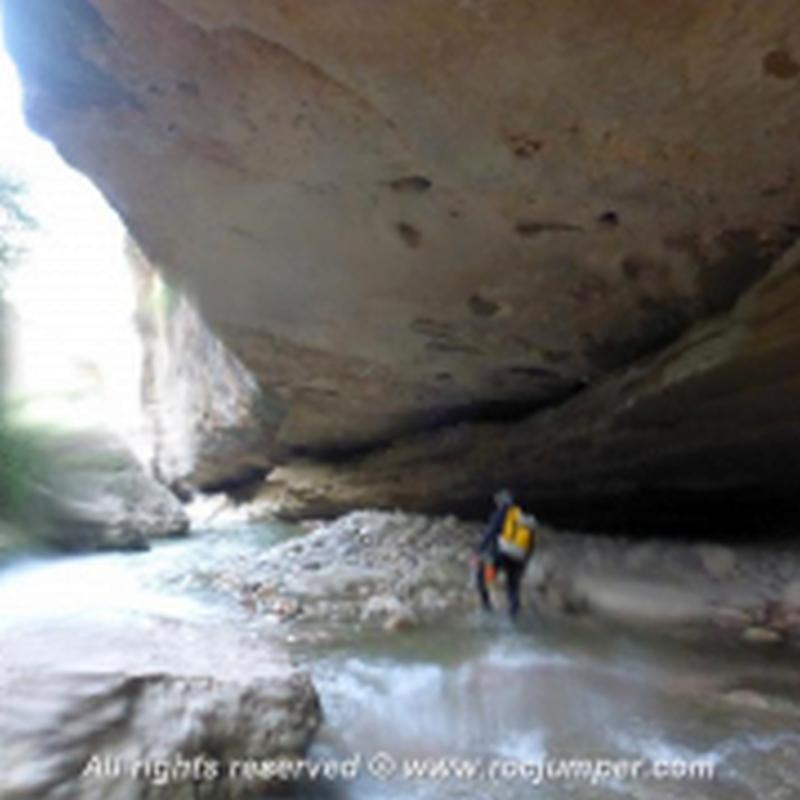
[0,176,36,284]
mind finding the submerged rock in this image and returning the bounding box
[361,594,418,631]
[741,626,784,645]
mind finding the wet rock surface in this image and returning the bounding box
[528,526,800,645]
[0,618,321,800]
[224,512,480,633]
[203,510,800,647]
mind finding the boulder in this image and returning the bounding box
[0,618,321,800]
[713,607,753,630]
[741,626,783,645]
[41,429,189,551]
[576,574,708,627]
[782,579,800,609]
[695,545,736,581]
[361,594,417,632]
[229,511,478,632]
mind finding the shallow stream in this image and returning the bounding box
[1,524,797,799]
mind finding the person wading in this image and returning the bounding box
[473,489,537,620]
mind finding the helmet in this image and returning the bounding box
[494,488,513,507]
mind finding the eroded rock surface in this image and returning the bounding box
[133,244,281,494]
[42,429,189,551]
[201,510,800,647]
[6,1,800,525]
[213,511,479,633]
[0,618,321,800]
[254,245,800,530]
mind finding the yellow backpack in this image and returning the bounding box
[498,505,533,561]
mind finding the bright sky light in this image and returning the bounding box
[0,32,141,437]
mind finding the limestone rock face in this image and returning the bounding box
[43,429,189,551]
[0,618,321,800]
[255,245,800,530]
[133,245,281,494]
[6,1,800,526]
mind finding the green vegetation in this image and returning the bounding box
[0,413,51,528]
[0,174,43,544]
[0,176,35,286]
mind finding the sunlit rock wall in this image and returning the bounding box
[132,243,281,494]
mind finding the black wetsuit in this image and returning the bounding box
[475,503,527,619]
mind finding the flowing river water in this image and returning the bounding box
[1,523,798,800]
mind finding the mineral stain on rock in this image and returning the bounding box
[396,221,422,248]
[514,220,581,237]
[701,227,796,314]
[597,211,620,228]
[507,365,562,380]
[467,294,501,318]
[621,257,644,281]
[505,132,544,159]
[389,175,432,194]
[763,49,800,80]
[176,79,200,96]
[411,317,452,338]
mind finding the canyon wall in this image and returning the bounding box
[5,0,800,529]
[132,243,280,494]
